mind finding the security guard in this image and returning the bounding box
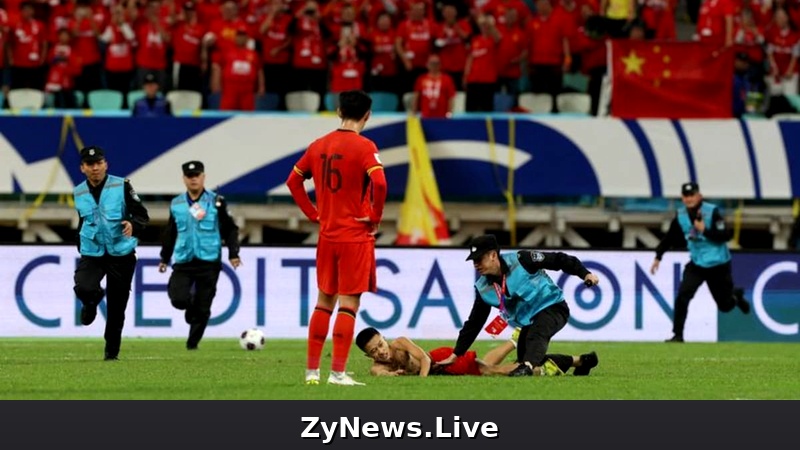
[159,161,241,350]
[651,182,751,343]
[73,145,149,360]
[435,234,600,377]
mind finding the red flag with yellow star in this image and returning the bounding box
[609,40,735,118]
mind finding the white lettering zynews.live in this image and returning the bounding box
[300,416,499,443]
[1,246,718,341]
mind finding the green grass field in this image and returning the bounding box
[1,338,798,400]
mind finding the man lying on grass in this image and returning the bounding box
[355,327,598,377]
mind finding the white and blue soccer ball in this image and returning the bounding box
[239,328,266,350]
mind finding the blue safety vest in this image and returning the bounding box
[133,97,169,117]
[170,190,222,264]
[677,202,731,268]
[475,253,565,328]
[74,175,137,257]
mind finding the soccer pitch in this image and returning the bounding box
[1,339,798,400]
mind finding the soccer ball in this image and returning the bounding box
[239,328,266,350]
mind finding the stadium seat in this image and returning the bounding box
[493,92,515,112]
[256,92,280,111]
[370,91,399,112]
[557,93,592,115]
[75,91,85,109]
[324,92,338,111]
[286,90,320,112]
[127,90,146,110]
[402,92,415,111]
[8,88,45,110]
[88,89,124,110]
[617,198,675,213]
[563,72,589,93]
[166,90,202,112]
[771,113,800,121]
[453,91,466,113]
[518,93,552,113]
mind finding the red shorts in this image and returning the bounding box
[428,347,482,376]
[316,239,376,295]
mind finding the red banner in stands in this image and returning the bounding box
[609,40,734,119]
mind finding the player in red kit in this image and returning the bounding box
[286,90,388,386]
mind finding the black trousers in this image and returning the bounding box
[73,252,137,357]
[529,64,563,112]
[465,82,496,112]
[167,259,222,348]
[516,301,570,367]
[175,63,203,93]
[673,261,739,337]
[10,66,46,90]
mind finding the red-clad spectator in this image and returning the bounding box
[135,0,171,87]
[526,0,571,112]
[9,1,47,90]
[259,0,292,105]
[397,0,435,20]
[395,0,433,93]
[205,0,250,65]
[101,4,137,100]
[695,0,736,47]
[329,30,366,92]
[321,0,349,30]
[367,11,397,92]
[482,0,530,26]
[244,0,271,28]
[48,0,75,44]
[212,25,265,110]
[358,0,399,29]
[571,4,605,115]
[411,53,456,117]
[639,0,677,40]
[173,1,207,92]
[289,0,328,102]
[197,0,223,24]
[433,3,471,90]
[766,8,799,96]
[4,0,23,27]
[746,0,773,29]
[496,6,527,95]
[72,0,106,99]
[0,5,9,95]
[735,7,765,72]
[159,0,180,28]
[464,13,500,111]
[45,28,81,108]
[329,2,366,43]
[553,0,580,48]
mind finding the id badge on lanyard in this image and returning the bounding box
[484,276,509,337]
[189,200,206,220]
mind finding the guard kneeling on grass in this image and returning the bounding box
[434,234,599,377]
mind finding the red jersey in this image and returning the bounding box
[102,24,136,72]
[767,27,800,75]
[198,0,224,24]
[292,130,385,242]
[526,13,568,66]
[45,43,81,92]
[220,46,261,90]
[10,19,45,68]
[735,24,765,64]
[260,12,292,64]
[433,20,470,73]
[208,18,250,63]
[48,4,74,44]
[135,22,168,70]
[496,23,527,78]
[73,10,107,67]
[369,28,397,76]
[173,21,206,66]
[696,0,735,46]
[397,18,433,69]
[467,35,499,83]
[0,9,8,69]
[482,0,531,26]
[292,16,325,69]
[414,72,456,118]
[330,46,365,92]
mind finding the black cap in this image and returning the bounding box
[80,146,105,163]
[466,235,500,261]
[681,182,699,196]
[182,160,204,176]
[143,72,158,84]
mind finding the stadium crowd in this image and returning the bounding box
[0,0,793,115]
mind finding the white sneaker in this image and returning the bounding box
[305,369,320,385]
[327,371,366,386]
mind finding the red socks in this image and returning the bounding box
[306,306,332,370]
[331,307,357,372]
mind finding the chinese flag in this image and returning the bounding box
[609,40,735,118]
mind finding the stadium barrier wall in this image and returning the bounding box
[2,246,798,342]
[1,115,798,199]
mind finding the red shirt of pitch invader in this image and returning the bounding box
[286,91,388,296]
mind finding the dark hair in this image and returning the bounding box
[355,327,380,353]
[338,90,372,121]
